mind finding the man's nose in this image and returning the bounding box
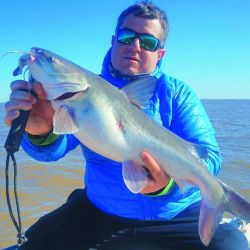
[128,38,141,51]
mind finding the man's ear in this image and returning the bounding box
[157,48,166,61]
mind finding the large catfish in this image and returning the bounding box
[15,47,250,246]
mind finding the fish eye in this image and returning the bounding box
[47,56,55,62]
[47,56,55,63]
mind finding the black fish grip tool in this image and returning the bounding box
[4,79,35,247]
[5,109,30,153]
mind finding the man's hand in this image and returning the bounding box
[4,80,54,136]
[140,152,170,194]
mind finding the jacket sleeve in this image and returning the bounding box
[161,76,222,176]
[21,133,81,162]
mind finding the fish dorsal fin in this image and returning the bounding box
[53,105,79,134]
[121,76,157,109]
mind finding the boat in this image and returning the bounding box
[2,218,249,250]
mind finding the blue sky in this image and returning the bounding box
[0,0,249,102]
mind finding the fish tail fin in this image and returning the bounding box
[218,179,250,222]
[199,180,250,246]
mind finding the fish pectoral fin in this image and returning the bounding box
[199,199,223,246]
[53,106,79,134]
[121,76,157,109]
[122,161,148,193]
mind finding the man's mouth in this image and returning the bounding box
[125,56,139,62]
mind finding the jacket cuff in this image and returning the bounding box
[145,178,175,197]
[27,132,60,146]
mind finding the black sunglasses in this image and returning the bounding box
[116,28,162,52]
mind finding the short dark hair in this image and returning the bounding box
[115,1,169,47]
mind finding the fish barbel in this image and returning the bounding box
[15,47,250,246]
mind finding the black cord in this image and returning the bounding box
[6,152,27,246]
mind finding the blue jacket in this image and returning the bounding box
[21,49,222,220]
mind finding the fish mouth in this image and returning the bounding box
[54,92,79,101]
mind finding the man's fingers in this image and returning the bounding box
[4,110,20,126]
[5,100,33,113]
[140,152,163,179]
[9,90,36,104]
[10,80,30,91]
[10,80,47,101]
[32,81,48,100]
[139,151,171,194]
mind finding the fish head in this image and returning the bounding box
[18,47,89,100]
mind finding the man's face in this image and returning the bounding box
[111,14,165,75]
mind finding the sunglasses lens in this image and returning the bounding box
[117,29,135,44]
[140,35,159,51]
[117,29,161,51]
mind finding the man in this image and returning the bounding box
[4,1,249,249]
